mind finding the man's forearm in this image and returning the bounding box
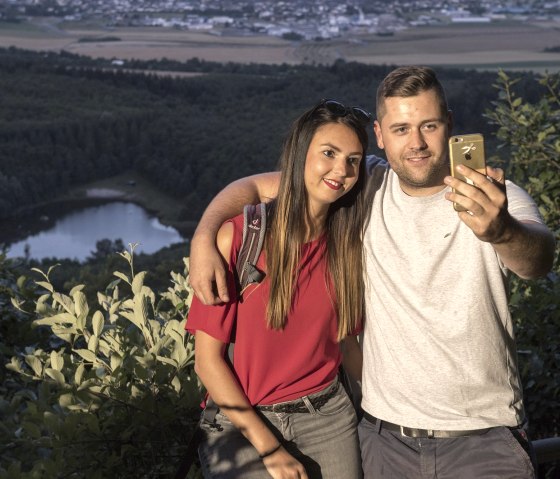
[188,172,281,304]
[493,220,555,279]
[192,172,280,244]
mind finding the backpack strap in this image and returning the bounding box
[236,202,267,292]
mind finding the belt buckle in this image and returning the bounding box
[400,426,434,438]
[399,425,410,437]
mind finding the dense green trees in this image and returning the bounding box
[0,48,513,225]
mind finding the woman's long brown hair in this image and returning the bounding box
[264,102,369,341]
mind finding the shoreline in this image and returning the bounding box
[1,173,198,246]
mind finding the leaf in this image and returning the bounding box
[10,297,27,313]
[77,378,102,392]
[72,290,89,318]
[31,267,49,279]
[52,292,75,315]
[24,355,43,377]
[113,271,130,284]
[69,284,85,295]
[118,249,132,263]
[103,333,123,353]
[92,311,105,336]
[171,345,187,368]
[131,271,147,295]
[45,368,66,386]
[51,326,79,341]
[171,375,181,393]
[76,310,87,332]
[73,348,97,363]
[110,354,122,371]
[36,281,54,293]
[7,356,23,372]
[33,313,77,327]
[47,263,60,277]
[59,393,74,408]
[156,355,178,368]
[50,350,64,371]
[75,363,85,385]
[97,338,112,357]
[109,300,122,315]
[133,294,149,330]
[120,310,142,330]
[16,274,28,289]
[88,336,99,353]
[168,329,185,345]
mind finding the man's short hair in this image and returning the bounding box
[376,66,448,120]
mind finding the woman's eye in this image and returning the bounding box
[348,157,359,165]
[323,149,335,158]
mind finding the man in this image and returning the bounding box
[188,66,555,478]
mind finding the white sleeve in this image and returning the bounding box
[505,180,544,224]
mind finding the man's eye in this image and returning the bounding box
[423,123,437,131]
[394,127,407,135]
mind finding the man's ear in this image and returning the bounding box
[373,120,384,150]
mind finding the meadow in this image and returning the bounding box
[1,16,560,72]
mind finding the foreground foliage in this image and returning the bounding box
[487,71,560,443]
[1,246,202,478]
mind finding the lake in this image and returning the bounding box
[4,201,186,261]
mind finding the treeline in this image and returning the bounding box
[0,47,547,223]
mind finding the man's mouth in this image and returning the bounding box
[405,154,431,162]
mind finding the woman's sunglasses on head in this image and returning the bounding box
[319,99,372,125]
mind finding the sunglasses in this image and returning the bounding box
[320,99,372,125]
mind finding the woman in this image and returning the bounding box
[187,99,371,479]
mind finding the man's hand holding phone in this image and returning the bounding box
[444,165,513,244]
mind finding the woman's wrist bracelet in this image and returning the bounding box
[259,443,282,459]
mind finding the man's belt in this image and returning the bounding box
[363,411,492,438]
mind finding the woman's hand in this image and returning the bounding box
[262,446,308,479]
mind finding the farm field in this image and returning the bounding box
[0,17,559,72]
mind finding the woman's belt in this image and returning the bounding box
[257,380,339,413]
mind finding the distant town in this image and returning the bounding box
[1,0,560,40]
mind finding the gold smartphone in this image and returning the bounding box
[449,133,487,212]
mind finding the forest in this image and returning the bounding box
[0,46,546,226]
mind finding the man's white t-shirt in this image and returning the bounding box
[361,157,544,430]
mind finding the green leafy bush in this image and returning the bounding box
[1,245,202,478]
[486,71,560,441]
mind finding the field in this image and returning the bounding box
[1,17,560,72]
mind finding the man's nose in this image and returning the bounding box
[409,129,427,149]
